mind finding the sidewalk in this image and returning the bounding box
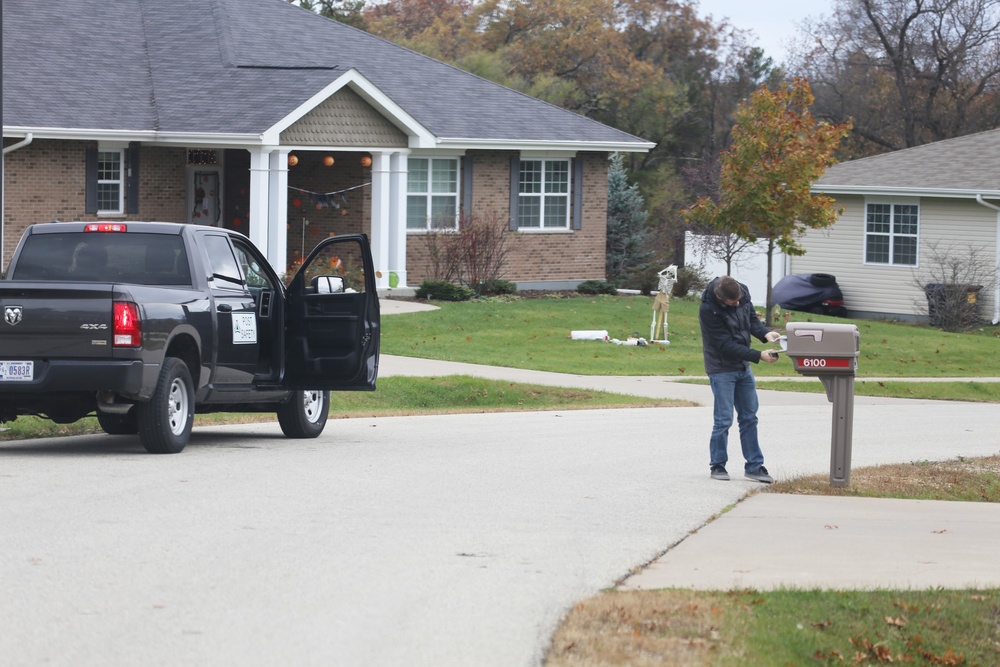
[381,297,1000,591]
[620,493,1000,591]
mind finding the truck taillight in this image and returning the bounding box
[113,302,141,347]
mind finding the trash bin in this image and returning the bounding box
[924,283,982,329]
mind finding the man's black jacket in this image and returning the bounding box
[699,278,772,375]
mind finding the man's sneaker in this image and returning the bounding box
[745,466,773,484]
[710,465,730,481]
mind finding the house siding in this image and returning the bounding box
[2,139,186,268]
[793,195,997,319]
[403,151,608,286]
[280,88,408,148]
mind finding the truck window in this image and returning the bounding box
[11,232,191,285]
[290,240,368,294]
[202,235,244,287]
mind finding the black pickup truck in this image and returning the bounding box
[0,221,379,453]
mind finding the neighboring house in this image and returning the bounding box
[1,0,653,290]
[799,128,1000,323]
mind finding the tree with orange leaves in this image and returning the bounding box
[684,77,851,325]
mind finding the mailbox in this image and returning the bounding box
[785,322,860,488]
[785,322,859,376]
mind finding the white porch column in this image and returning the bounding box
[268,150,289,275]
[370,152,391,290]
[388,151,410,288]
[248,148,271,255]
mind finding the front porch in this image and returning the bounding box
[214,147,411,289]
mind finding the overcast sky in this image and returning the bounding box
[694,0,834,64]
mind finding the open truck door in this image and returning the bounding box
[283,234,379,391]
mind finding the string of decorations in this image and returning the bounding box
[289,182,370,211]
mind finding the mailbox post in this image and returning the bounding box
[784,322,860,487]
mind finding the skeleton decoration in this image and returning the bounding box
[650,265,677,344]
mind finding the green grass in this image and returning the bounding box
[325,375,687,415]
[547,587,1000,666]
[728,588,998,667]
[0,376,684,442]
[382,294,1000,378]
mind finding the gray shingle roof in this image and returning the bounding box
[3,0,651,148]
[816,127,1000,196]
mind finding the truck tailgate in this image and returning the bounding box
[1,283,119,358]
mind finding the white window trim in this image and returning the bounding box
[406,156,460,232]
[863,197,920,267]
[96,146,126,216]
[518,158,571,230]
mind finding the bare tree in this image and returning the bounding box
[453,210,518,294]
[687,225,760,276]
[793,0,1000,154]
[912,240,998,330]
[415,210,518,294]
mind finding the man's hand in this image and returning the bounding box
[765,331,781,343]
[761,350,779,363]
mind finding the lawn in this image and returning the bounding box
[381,294,1000,379]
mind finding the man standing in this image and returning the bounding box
[699,276,780,483]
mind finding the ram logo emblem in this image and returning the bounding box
[4,306,22,326]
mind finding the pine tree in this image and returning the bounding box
[606,153,651,286]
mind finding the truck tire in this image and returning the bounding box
[277,390,329,439]
[137,357,194,454]
[809,273,836,287]
[97,410,138,435]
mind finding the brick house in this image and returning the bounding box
[2,0,653,291]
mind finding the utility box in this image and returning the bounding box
[785,322,860,487]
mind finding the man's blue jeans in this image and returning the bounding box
[708,367,765,472]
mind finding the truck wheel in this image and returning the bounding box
[137,357,194,454]
[97,410,138,435]
[277,390,329,439]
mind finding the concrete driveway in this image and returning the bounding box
[2,356,999,666]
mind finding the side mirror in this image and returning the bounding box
[312,275,345,294]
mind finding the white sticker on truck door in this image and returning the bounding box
[232,313,257,344]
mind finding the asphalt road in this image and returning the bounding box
[3,360,1000,666]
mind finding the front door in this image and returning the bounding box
[282,234,380,390]
[186,151,224,226]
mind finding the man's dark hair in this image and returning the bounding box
[714,276,743,302]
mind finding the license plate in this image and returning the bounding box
[0,361,34,382]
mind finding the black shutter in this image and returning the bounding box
[461,156,473,214]
[509,156,520,231]
[126,143,140,214]
[85,148,98,214]
[572,157,583,230]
